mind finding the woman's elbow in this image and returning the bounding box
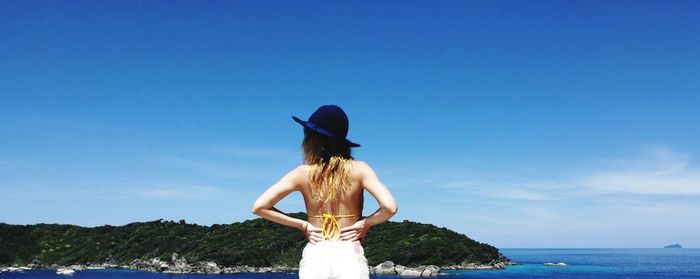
[251,203,265,216]
[386,204,398,216]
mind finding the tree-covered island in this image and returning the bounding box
[0,213,510,275]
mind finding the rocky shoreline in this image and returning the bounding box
[2,253,513,277]
[371,260,513,276]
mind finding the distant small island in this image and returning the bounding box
[664,244,682,248]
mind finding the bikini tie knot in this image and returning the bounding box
[309,213,360,241]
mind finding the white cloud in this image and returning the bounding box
[203,145,297,159]
[582,146,700,196]
[384,145,700,247]
[141,144,299,181]
[415,145,700,200]
[0,180,228,201]
[145,155,267,180]
[126,183,224,200]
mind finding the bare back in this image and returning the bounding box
[298,160,364,230]
[252,158,396,244]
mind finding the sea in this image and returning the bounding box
[2,249,699,279]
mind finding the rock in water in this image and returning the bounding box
[198,261,221,274]
[257,267,272,273]
[166,252,191,273]
[426,265,440,276]
[373,261,396,275]
[28,258,43,269]
[103,254,118,268]
[399,268,423,277]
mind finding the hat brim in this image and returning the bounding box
[292,116,361,147]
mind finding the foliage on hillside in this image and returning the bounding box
[0,213,503,267]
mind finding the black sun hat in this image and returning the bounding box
[292,105,360,147]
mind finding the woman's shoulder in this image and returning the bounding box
[349,160,376,176]
[350,159,368,167]
[292,164,311,175]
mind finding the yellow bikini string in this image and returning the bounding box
[308,213,359,240]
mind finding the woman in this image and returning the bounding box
[252,105,398,279]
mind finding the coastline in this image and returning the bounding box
[5,248,700,279]
[1,253,513,277]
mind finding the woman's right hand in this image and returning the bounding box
[339,219,369,242]
[303,221,323,244]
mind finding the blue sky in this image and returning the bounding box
[2,1,699,248]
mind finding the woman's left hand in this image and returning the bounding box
[339,219,368,242]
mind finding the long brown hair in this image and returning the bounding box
[302,127,353,203]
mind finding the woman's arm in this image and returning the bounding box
[340,161,398,241]
[357,161,398,227]
[251,166,308,231]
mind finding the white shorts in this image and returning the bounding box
[298,240,369,279]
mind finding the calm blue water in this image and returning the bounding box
[2,249,699,278]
